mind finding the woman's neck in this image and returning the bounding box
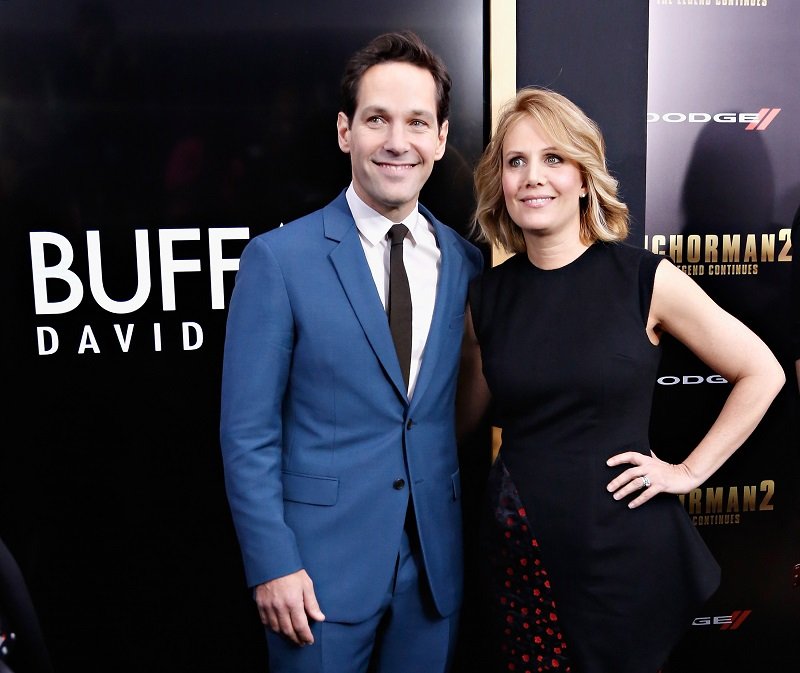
[523,231,591,270]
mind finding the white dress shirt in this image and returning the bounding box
[346,184,441,398]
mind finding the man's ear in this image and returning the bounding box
[337,112,351,153]
[434,119,449,161]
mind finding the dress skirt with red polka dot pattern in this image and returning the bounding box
[483,459,572,672]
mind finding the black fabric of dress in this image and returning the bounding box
[470,242,721,673]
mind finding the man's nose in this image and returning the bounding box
[384,124,411,153]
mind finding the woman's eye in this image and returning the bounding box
[509,157,524,168]
[545,154,562,165]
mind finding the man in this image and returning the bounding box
[220,31,482,673]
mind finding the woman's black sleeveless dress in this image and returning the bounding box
[469,242,721,673]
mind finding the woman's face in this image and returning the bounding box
[501,116,585,241]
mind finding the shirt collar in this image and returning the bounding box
[346,183,421,247]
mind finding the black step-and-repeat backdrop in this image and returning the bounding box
[3,1,797,671]
[1,2,484,671]
[646,2,799,671]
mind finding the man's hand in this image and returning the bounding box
[255,569,325,646]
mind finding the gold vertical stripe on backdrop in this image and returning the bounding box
[489,0,517,456]
[489,0,516,268]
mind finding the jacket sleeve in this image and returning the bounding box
[219,235,303,587]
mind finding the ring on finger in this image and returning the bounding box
[641,475,651,489]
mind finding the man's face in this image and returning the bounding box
[337,62,448,223]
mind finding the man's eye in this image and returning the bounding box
[367,116,386,125]
[410,120,428,128]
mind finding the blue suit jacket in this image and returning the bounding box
[220,190,483,623]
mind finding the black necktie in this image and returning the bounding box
[388,223,412,391]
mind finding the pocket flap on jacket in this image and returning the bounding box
[282,471,339,506]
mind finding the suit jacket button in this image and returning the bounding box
[406,419,413,430]
[393,478,405,490]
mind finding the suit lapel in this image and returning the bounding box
[325,194,408,400]
[409,212,465,410]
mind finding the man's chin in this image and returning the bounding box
[373,189,418,209]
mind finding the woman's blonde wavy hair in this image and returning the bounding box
[473,87,629,253]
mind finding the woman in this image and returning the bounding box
[459,88,785,673]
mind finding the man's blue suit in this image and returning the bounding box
[220,190,483,637]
